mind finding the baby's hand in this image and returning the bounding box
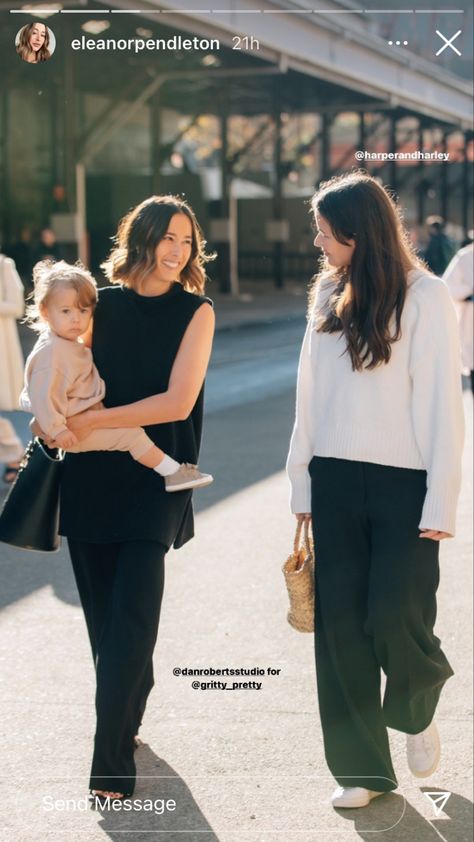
[55,429,78,449]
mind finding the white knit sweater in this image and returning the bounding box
[286,268,465,536]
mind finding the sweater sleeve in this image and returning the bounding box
[409,279,465,536]
[443,251,472,301]
[27,366,71,439]
[286,318,315,514]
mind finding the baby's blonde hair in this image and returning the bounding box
[25,260,98,333]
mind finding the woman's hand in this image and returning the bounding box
[419,529,451,541]
[295,513,312,523]
[67,409,97,441]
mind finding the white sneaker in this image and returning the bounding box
[406,720,441,778]
[331,787,385,808]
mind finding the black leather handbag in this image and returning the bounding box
[0,438,64,552]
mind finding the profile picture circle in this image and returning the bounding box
[15,21,56,63]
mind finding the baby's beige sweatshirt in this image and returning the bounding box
[20,330,105,439]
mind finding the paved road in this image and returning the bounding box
[0,321,472,842]
[205,318,304,413]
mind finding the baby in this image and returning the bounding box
[20,260,213,492]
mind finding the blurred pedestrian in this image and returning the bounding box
[0,417,24,483]
[460,229,473,249]
[34,228,62,264]
[0,252,25,482]
[423,215,456,276]
[444,242,474,394]
[287,172,464,810]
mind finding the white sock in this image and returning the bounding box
[153,454,180,477]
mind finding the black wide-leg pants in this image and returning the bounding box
[309,457,454,793]
[67,538,166,796]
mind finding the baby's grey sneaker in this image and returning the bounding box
[165,463,213,492]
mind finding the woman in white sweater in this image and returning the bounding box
[286,172,464,809]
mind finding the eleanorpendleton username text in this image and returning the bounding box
[71,35,220,52]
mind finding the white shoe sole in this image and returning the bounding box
[166,475,214,492]
[332,789,385,809]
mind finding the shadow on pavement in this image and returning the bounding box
[336,788,473,841]
[0,540,80,611]
[94,750,220,842]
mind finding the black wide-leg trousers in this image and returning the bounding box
[67,538,166,796]
[309,457,454,792]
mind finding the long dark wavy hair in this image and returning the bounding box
[16,22,51,63]
[102,195,215,295]
[310,172,425,370]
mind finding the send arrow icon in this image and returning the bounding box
[424,791,451,816]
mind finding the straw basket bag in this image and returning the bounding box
[282,519,315,633]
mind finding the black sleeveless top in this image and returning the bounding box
[59,282,212,549]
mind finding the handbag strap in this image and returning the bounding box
[293,519,311,556]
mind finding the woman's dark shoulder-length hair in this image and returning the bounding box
[16,21,51,62]
[310,171,426,371]
[101,195,215,296]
